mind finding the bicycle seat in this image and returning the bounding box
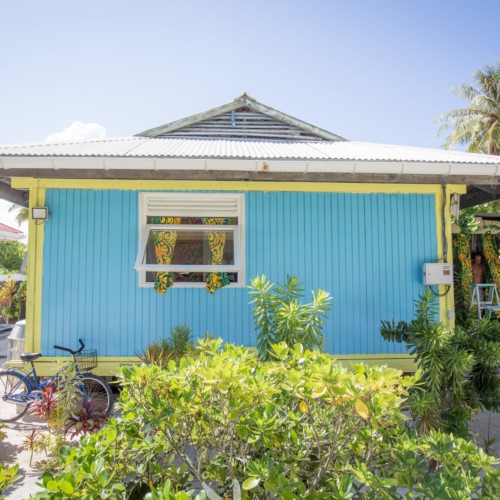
[20,353,42,362]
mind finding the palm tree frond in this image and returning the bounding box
[435,61,500,155]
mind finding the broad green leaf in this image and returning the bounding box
[355,399,369,420]
[299,400,309,414]
[58,479,74,495]
[312,384,327,398]
[236,426,249,438]
[46,480,59,492]
[242,477,261,490]
[354,364,365,374]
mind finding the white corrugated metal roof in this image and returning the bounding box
[0,136,499,165]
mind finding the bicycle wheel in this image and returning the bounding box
[78,374,113,415]
[0,371,31,422]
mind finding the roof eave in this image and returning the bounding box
[1,156,499,182]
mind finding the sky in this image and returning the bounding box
[1,0,499,236]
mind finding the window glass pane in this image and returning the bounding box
[143,229,235,266]
[138,193,244,288]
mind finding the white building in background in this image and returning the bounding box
[0,222,24,241]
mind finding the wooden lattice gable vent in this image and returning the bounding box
[136,93,347,142]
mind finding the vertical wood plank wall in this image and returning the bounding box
[41,189,437,356]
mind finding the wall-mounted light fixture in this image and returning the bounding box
[31,207,49,221]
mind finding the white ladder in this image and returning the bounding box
[469,284,500,319]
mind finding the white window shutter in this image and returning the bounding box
[144,193,242,218]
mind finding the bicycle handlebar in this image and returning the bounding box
[53,339,85,356]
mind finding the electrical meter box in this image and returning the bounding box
[423,263,454,285]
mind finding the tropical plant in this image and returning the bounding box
[65,397,108,439]
[248,274,332,360]
[23,428,53,467]
[436,61,500,155]
[0,240,26,272]
[25,364,109,472]
[137,341,173,368]
[381,290,500,437]
[34,339,500,498]
[0,277,21,323]
[167,324,195,359]
[137,325,194,367]
[8,203,29,227]
[455,200,500,234]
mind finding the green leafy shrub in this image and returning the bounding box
[249,275,332,360]
[0,240,26,272]
[0,464,21,498]
[34,339,499,498]
[381,290,500,437]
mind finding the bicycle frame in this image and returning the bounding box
[2,364,63,405]
[3,341,91,405]
[1,339,112,422]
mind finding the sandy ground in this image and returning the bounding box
[470,410,500,456]
[1,413,48,499]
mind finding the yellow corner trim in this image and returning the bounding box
[26,187,45,354]
[12,178,467,195]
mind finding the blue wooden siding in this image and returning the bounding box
[41,190,437,357]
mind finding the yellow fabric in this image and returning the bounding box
[480,235,500,287]
[453,235,473,310]
[153,217,181,294]
[202,217,231,293]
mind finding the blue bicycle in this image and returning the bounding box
[0,340,113,422]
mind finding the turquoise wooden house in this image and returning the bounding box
[0,94,499,374]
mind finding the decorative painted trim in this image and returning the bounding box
[12,178,467,195]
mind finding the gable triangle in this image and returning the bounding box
[136,94,347,142]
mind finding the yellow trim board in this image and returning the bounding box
[6,357,139,377]
[335,354,417,372]
[26,186,45,354]
[434,185,458,330]
[13,354,417,377]
[12,178,467,195]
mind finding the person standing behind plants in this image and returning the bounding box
[471,253,487,285]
